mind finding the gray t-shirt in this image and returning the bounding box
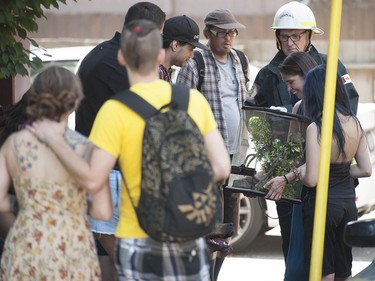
[216,56,240,154]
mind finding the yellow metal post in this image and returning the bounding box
[309,0,343,280]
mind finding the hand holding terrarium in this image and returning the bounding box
[228,107,310,203]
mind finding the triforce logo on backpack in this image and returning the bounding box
[177,181,216,225]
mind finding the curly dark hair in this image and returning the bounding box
[26,66,83,122]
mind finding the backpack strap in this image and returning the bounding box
[233,48,250,84]
[171,84,190,112]
[193,50,205,92]
[113,90,158,120]
[113,84,190,119]
[193,49,249,91]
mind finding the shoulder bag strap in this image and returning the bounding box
[192,50,205,92]
[233,48,249,84]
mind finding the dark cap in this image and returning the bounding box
[163,15,208,50]
[204,9,245,29]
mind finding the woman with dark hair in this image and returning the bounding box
[0,92,29,146]
[0,91,29,258]
[279,52,318,115]
[265,52,318,200]
[301,65,371,280]
[273,64,371,281]
[264,52,318,280]
[0,93,30,180]
[0,66,112,280]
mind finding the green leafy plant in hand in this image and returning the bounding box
[247,115,305,199]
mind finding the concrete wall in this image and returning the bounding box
[35,0,375,40]
[32,0,375,102]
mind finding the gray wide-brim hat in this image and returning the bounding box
[204,9,245,29]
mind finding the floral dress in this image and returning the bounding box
[0,129,100,280]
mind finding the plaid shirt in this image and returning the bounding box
[176,49,249,150]
[158,64,172,83]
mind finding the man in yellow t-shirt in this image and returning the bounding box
[28,19,230,281]
[90,79,219,239]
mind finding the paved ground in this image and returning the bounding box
[218,212,375,281]
[218,257,370,281]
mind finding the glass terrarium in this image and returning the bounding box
[226,106,311,203]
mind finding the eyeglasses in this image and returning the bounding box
[278,31,307,42]
[209,29,238,38]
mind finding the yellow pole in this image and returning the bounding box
[309,0,342,280]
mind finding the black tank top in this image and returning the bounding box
[307,161,355,199]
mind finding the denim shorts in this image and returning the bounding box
[88,169,121,234]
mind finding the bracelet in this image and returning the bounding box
[283,175,289,184]
[292,168,300,182]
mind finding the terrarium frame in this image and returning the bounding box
[227,106,311,204]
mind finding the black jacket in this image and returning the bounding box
[250,45,359,114]
[75,32,130,137]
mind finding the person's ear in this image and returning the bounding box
[157,48,165,65]
[203,28,211,40]
[117,50,126,66]
[171,40,178,51]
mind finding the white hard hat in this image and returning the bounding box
[271,1,324,34]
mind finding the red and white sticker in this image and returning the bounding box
[341,74,352,85]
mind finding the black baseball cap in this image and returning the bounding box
[163,15,208,50]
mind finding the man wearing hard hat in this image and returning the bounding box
[248,0,359,266]
[250,1,358,114]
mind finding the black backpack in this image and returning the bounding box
[113,84,220,242]
[193,49,249,91]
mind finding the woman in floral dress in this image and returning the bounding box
[0,66,112,280]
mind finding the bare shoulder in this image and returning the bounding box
[0,130,41,162]
[292,100,302,114]
[305,123,319,145]
[9,129,38,146]
[307,122,318,133]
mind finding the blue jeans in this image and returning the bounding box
[88,169,121,234]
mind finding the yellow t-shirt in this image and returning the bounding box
[89,79,217,238]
